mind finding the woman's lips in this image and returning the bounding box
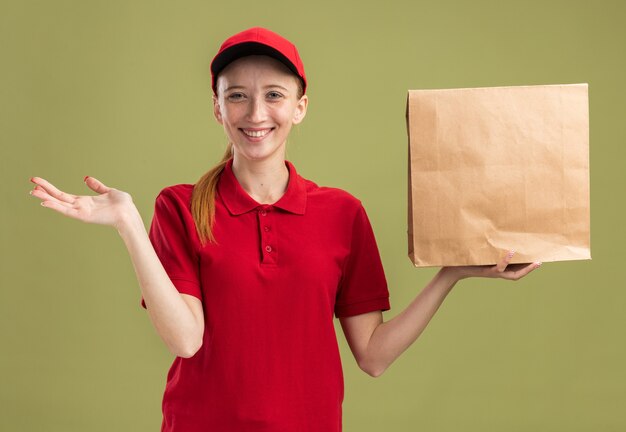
[240,128,274,141]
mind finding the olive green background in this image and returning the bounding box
[3,0,625,430]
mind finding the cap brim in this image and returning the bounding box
[211,42,301,87]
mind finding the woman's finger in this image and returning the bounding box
[30,177,77,204]
[84,176,111,194]
[502,262,542,281]
[509,262,541,280]
[40,199,81,218]
[496,250,515,272]
[30,187,72,207]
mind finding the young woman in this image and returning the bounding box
[29,27,540,432]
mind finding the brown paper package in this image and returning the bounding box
[406,83,590,267]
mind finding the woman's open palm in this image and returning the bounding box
[30,176,134,229]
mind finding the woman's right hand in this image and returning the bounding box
[29,176,137,230]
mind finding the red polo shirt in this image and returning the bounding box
[141,158,391,431]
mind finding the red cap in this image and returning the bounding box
[210,27,307,95]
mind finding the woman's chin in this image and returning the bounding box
[233,144,286,163]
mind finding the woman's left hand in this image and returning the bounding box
[442,250,541,282]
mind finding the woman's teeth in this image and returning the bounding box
[243,129,271,138]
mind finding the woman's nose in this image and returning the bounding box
[246,97,266,123]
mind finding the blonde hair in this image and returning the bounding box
[190,143,232,247]
[191,71,304,247]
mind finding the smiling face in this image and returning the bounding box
[213,55,308,164]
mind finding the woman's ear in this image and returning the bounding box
[213,94,223,124]
[292,95,308,125]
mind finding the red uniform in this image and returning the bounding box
[141,158,390,431]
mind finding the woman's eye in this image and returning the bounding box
[227,93,245,101]
[267,91,283,100]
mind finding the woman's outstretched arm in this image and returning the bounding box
[30,176,204,358]
[116,206,204,358]
[339,251,541,377]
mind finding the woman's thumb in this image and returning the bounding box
[84,176,111,194]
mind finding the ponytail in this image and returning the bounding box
[191,143,233,247]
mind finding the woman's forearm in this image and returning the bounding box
[116,207,203,358]
[364,268,460,376]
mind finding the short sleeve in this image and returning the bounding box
[334,204,391,318]
[140,188,202,309]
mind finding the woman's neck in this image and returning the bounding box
[231,154,290,205]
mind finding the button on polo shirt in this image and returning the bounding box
[141,158,391,432]
[256,205,277,264]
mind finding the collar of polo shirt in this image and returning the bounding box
[217,158,307,215]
